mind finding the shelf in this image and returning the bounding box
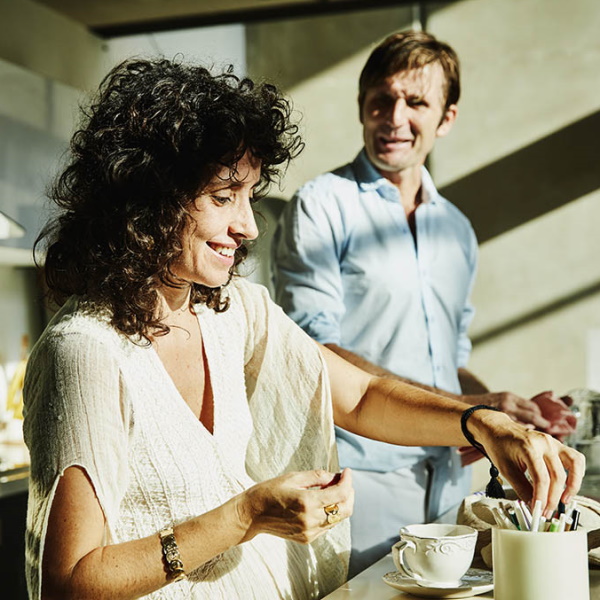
[0,247,35,267]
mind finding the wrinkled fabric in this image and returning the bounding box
[24,279,349,600]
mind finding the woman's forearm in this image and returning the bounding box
[341,375,490,447]
[43,469,249,600]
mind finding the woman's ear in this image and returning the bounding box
[436,104,458,138]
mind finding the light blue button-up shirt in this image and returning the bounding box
[272,150,478,515]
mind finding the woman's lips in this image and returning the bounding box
[207,242,236,263]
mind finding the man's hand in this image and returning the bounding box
[530,391,577,441]
[467,391,551,430]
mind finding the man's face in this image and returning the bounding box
[360,63,457,180]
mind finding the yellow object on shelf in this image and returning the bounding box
[6,335,28,420]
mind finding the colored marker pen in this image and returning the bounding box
[530,499,542,533]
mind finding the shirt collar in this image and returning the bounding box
[352,148,440,205]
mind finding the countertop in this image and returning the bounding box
[324,481,600,599]
[0,440,29,498]
[324,553,600,599]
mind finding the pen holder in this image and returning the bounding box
[492,528,589,600]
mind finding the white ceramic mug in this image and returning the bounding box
[492,528,589,600]
[391,523,477,588]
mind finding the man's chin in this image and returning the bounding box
[370,154,409,174]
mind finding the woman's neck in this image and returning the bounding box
[156,284,194,320]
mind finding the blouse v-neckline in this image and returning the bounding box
[147,307,218,439]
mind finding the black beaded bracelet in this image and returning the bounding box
[461,404,506,499]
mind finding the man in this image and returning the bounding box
[272,30,572,576]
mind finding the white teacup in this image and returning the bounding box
[392,523,477,588]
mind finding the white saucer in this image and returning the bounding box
[382,568,493,598]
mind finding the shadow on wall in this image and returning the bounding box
[246,6,413,90]
[439,110,600,244]
[472,277,600,346]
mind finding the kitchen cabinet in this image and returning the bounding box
[0,443,29,600]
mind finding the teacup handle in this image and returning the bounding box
[392,539,417,579]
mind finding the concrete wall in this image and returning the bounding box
[427,0,600,397]
[246,0,600,489]
[247,0,600,396]
[0,0,105,394]
[106,24,246,75]
[0,0,106,91]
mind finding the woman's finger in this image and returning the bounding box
[559,445,586,504]
[541,450,567,517]
[285,469,340,490]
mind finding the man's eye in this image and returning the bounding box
[374,96,393,109]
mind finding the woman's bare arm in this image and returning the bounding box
[320,343,584,518]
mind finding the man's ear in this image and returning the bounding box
[436,104,458,138]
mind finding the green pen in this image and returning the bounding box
[506,507,521,530]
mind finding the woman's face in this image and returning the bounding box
[172,151,260,288]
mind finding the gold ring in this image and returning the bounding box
[324,503,341,525]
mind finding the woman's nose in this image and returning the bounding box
[232,198,259,240]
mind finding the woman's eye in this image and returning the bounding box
[211,195,233,205]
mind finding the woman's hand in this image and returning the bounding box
[236,468,354,544]
[468,410,585,517]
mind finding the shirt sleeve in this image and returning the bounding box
[456,224,479,368]
[271,182,348,345]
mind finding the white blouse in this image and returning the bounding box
[24,279,350,599]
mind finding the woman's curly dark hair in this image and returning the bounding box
[36,57,303,340]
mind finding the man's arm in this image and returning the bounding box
[457,367,488,394]
[325,344,551,430]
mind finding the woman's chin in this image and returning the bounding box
[196,274,231,289]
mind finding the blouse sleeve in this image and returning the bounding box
[235,279,339,478]
[234,279,351,588]
[24,329,131,531]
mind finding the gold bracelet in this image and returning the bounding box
[159,526,187,582]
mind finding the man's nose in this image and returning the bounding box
[389,99,407,126]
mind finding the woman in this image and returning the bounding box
[24,58,583,600]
